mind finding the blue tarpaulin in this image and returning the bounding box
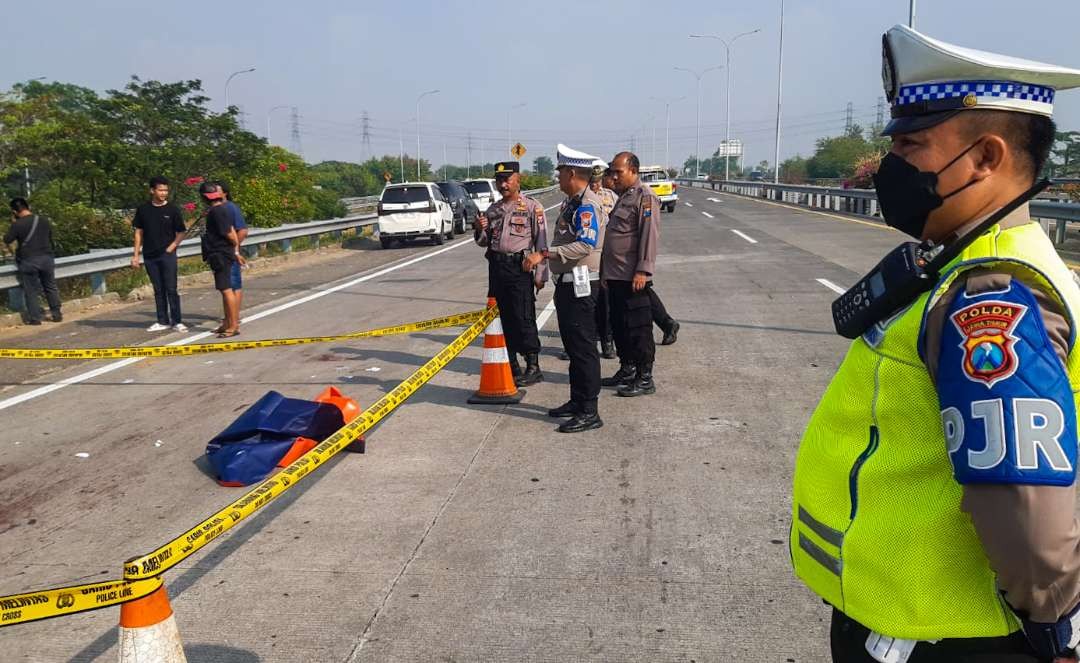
[205,390,346,486]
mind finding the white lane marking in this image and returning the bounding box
[701,211,714,219]
[0,198,565,412]
[535,297,556,329]
[685,202,693,207]
[707,197,722,203]
[730,229,758,244]
[816,278,847,295]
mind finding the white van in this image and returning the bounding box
[377,182,454,248]
[462,179,498,213]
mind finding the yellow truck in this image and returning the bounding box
[639,166,678,212]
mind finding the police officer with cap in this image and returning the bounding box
[558,159,618,361]
[475,160,549,386]
[602,151,661,397]
[791,25,1080,661]
[523,144,606,433]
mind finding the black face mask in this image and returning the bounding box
[871,143,981,239]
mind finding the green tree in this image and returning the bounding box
[805,125,883,179]
[533,156,554,176]
[780,156,809,183]
[1050,131,1080,178]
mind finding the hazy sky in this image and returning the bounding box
[8,1,1080,171]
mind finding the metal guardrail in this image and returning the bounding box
[677,179,1080,246]
[1,185,560,309]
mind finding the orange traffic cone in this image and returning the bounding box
[118,585,187,663]
[276,386,365,467]
[468,299,525,404]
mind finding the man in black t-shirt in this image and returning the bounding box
[132,176,188,332]
[198,182,245,337]
[4,198,61,325]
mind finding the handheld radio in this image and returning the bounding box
[831,178,1051,339]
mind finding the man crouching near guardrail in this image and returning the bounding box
[197,183,246,338]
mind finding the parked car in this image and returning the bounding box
[463,179,499,213]
[639,166,678,212]
[377,182,454,248]
[437,180,480,234]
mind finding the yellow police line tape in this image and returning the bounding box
[0,306,497,626]
[0,577,163,627]
[0,310,487,360]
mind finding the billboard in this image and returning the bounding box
[715,139,743,158]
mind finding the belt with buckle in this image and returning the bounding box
[487,250,525,264]
[553,271,600,284]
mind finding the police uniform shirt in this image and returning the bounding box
[919,204,1080,624]
[476,194,550,282]
[602,180,660,281]
[592,185,617,216]
[549,186,606,276]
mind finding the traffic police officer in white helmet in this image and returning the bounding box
[791,24,1080,662]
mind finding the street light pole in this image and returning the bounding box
[690,29,761,180]
[265,105,289,143]
[909,0,916,28]
[773,0,785,183]
[675,66,723,178]
[508,102,526,155]
[651,96,686,172]
[415,89,440,180]
[224,67,256,110]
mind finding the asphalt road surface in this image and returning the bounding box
[0,184,910,661]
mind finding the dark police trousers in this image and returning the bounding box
[144,252,182,326]
[830,609,1041,663]
[487,252,540,356]
[554,283,600,413]
[607,280,656,365]
[594,284,612,342]
[16,254,61,323]
[649,287,674,330]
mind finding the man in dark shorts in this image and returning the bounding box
[132,176,188,332]
[198,183,245,337]
[216,182,249,333]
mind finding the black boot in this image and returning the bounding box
[617,364,655,397]
[558,411,603,433]
[600,338,616,359]
[508,354,523,378]
[516,352,544,386]
[547,401,579,418]
[661,321,680,346]
[601,363,636,387]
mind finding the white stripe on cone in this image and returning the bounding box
[482,347,510,364]
[486,317,505,336]
[119,614,188,662]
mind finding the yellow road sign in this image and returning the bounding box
[511,143,526,159]
[383,171,392,182]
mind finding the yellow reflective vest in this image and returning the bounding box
[791,218,1080,639]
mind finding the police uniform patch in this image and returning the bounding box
[580,211,593,224]
[950,300,1027,387]
[643,197,653,218]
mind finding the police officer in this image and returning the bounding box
[523,145,606,433]
[475,161,549,386]
[602,151,660,397]
[559,160,618,362]
[791,25,1080,662]
[590,161,618,360]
